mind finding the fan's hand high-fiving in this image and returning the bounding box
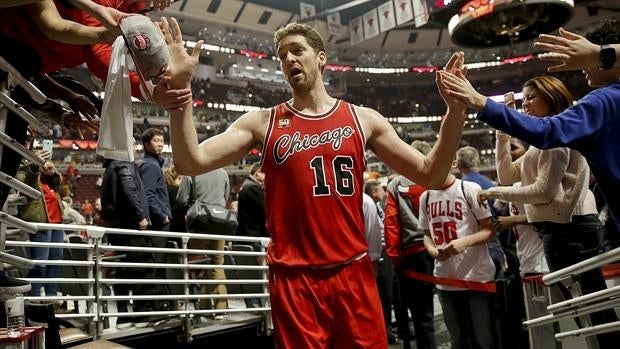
[534,28,601,72]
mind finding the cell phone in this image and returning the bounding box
[504,91,516,109]
[42,139,53,156]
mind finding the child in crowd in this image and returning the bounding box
[420,164,497,349]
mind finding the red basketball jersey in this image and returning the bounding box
[261,100,368,267]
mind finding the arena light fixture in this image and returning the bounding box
[448,0,574,48]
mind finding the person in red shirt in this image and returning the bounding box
[17,160,65,297]
[0,1,186,208]
[384,140,437,349]
[157,18,468,348]
[0,0,141,98]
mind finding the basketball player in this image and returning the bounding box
[420,168,497,349]
[157,17,468,348]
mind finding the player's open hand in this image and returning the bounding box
[439,70,487,111]
[158,17,203,89]
[437,51,468,114]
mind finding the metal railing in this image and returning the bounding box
[2,221,271,343]
[523,245,620,348]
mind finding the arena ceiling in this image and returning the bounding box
[158,0,618,65]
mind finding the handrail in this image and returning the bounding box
[1,221,272,342]
[546,285,620,313]
[0,132,45,167]
[100,245,264,256]
[555,321,620,341]
[0,212,38,234]
[99,261,267,270]
[98,278,268,285]
[523,297,620,328]
[99,293,269,301]
[0,91,49,133]
[0,171,42,198]
[521,244,620,349]
[0,56,46,104]
[543,246,620,285]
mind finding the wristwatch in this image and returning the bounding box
[600,44,616,70]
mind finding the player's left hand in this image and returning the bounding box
[440,70,487,111]
[158,17,203,89]
[437,51,468,115]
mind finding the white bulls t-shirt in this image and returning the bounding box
[509,183,549,276]
[419,179,496,291]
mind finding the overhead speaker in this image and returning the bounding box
[448,0,574,48]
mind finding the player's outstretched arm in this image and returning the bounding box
[423,52,471,188]
[157,17,259,176]
[366,52,468,189]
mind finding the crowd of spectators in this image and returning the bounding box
[189,67,592,121]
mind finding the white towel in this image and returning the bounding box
[96,36,135,162]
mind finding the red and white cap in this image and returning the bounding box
[119,15,169,97]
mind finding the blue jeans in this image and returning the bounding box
[27,229,64,296]
[535,214,620,347]
[439,289,498,349]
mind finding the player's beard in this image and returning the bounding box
[288,67,319,93]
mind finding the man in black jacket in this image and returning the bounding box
[100,159,149,230]
[137,128,171,231]
[135,128,174,314]
[100,156,157,323]
[236,162,267,251]
[236,162,267,309]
